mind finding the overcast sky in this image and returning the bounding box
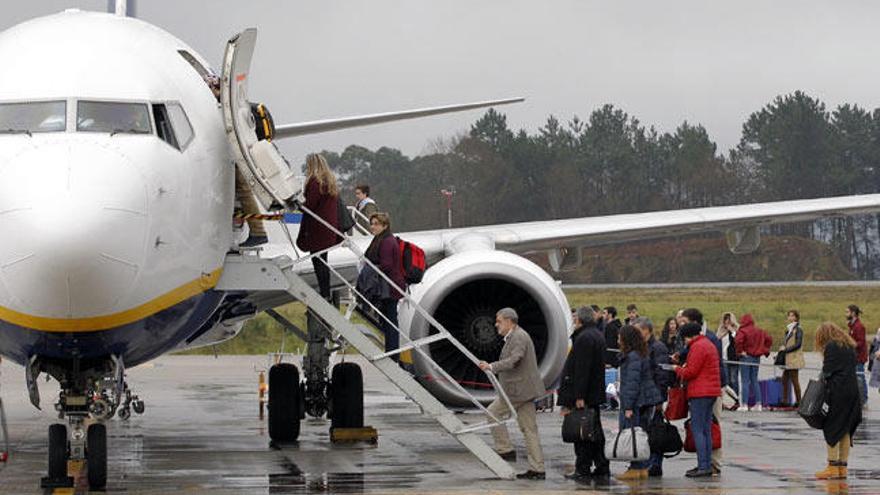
[5,1,880,165]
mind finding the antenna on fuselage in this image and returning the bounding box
[107,0,137,17]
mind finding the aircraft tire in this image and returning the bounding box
[268,363,301,442]
[47,424,67,481]
[86,423,107,489]
[330,362,364,429]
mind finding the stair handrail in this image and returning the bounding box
[286,201,518,429]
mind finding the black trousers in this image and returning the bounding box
[311,253,330,299]
[574,406,609,475]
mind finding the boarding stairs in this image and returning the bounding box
[222,205,519,480]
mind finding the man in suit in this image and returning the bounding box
[478,307,546,480]
[558,306,610,481]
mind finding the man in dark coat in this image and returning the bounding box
[602,306,622,368]
[558,306,609,481]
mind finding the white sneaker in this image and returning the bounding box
[753,404,763,412]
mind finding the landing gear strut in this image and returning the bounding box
[266,307,366,443]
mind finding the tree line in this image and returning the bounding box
[322,91,880,279]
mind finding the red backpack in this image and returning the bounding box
[397,237,426,284]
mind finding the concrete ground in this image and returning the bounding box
[0,353,877,494]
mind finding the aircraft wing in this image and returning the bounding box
[403,193,880,255]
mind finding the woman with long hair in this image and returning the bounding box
[779,310,805,406]
[615,325,662,480]
[364,212,406,360]
[295,153,341,299]
[661,317,683,355]
[814,323,862,479]
[717,312,740,405]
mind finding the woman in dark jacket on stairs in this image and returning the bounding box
[814,323,862,480]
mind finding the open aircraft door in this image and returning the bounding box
[221,29,301,210]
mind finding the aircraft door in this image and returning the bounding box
[221,29,301,210]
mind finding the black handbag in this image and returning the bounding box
[562,408,599,443]
[798,379,827,429]
[647,413,682,458]
[337,196,355,233]
[774,351,787,367]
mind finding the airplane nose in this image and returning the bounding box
[0,142,148,320]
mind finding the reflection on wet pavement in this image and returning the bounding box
[0,355,878,494]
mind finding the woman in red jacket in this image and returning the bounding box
[673,323,721,478]
[295,153,342,300]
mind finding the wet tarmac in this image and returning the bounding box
[0,354,878,494]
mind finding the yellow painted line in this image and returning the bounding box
[0,268,222,332]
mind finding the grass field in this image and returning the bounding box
[568,286,880,351]
[179,286,880,355]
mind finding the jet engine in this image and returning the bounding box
[398,249,570,407]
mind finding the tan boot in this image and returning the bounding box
[837,462,848,479]
[815,462,839,480]
[615,468,646,481]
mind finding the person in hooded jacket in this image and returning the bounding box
[295,153,342,300]
[814,323,862,480]
[615,325,662,481]
[559,306,610,481]
[734,313,771,411]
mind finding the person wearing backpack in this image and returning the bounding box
[365,213,406,361]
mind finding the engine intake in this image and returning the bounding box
[399,250,569,407]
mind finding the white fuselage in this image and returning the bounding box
[0,10,234,363]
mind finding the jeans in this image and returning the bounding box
[619,406,652,469]
[856,363,868,404]
[378,298,400,361]
[740,356,761,406]
[648,452,663,472]
[726,364,739,400]
[689,397,714,471]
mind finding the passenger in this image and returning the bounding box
[679,308,725,474]
[353,184,379,233]
[631,317,673,477]
[602,306,622,368]
[592,304,606,333]
[717,312,740,407]
[869,328,880,394]
[235,168,268,247]
[558,306,609,481]
[814,323,862,480]
[625,304,639,325]
[779,310,804,406]
[615,325,662,480]
[845,305,869,408]
[478,308,546,480]
[296,153,342,300]
[734,314,770,412]
[661,317,683,355]
[364,213,406,361]
[673,322,721,478]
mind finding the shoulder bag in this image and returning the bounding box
[561,408,599,443]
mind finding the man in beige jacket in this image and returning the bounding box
[479,307,546,480]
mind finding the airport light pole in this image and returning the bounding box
[441,187,455,228]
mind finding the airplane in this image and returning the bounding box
[3,2,880,489]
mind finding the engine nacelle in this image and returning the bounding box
[726,226,761,254]
[399,250,570,406]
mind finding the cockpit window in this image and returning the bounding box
[0,101,66,134]
[76,101,151,134]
